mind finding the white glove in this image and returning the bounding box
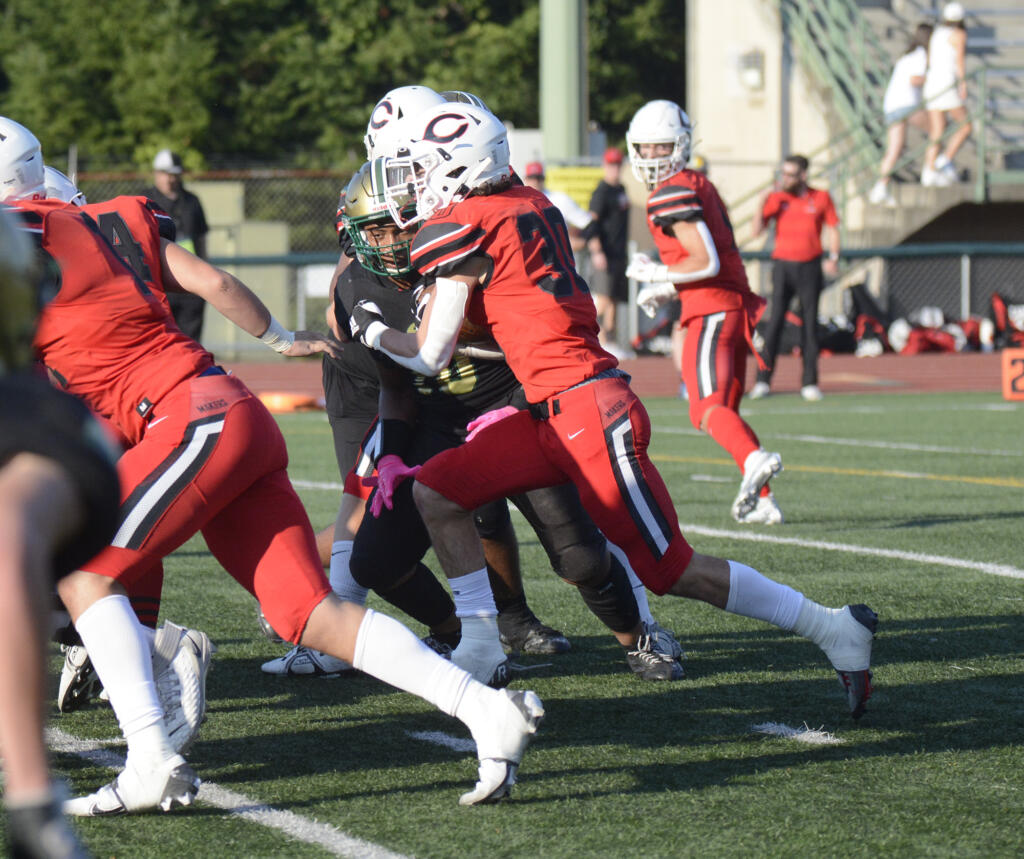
[636,283,678,318]
[626,252,670,285]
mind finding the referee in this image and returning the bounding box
[750,154,840,402]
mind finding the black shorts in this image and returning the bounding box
[588,257,629,302]
[0,375,121,580]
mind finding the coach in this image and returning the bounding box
[750,154,840,402]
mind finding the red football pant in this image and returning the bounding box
[681,309,762,472]
[417,375,694,595]
[82,374,330,643]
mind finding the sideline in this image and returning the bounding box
[48,729,412,859]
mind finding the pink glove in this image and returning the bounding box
[362,454,421,517]
[465,405,520,442]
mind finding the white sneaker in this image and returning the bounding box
[748,381,771,400]
[734,492,784,525]
[260,645,353,677]
[64,754,200,816]
[451,616,512,688]
[934,155,958,183]
[57,645,103,713]
[731,449,783,519]
[800,384,823,402]
[460,689,544,805]
[921,167,951,188]
[868,180,896,208]
[153,622,213,754]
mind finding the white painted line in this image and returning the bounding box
[292,478,346,491]
[47,728,412,859]
[287,483,1024,580]
[654,425,1024,458]
[407,731,476,753]
[751,722,845,745]
[679,523,1024,580]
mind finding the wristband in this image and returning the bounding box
[828,252,839,262]
[260,316,295,353]
[363,320,387,350]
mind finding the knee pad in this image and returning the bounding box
[576,551,640,634]
[472,498,512,540]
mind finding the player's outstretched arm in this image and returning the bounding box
[159,239,341,358]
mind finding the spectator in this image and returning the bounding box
[144,149,210,340]
[586,147,632,356]
[522,161,593,251]
[869,22,933,206]
[922,2,971,186]
[750,154,840,402]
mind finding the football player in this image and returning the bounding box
[0,196,120,858]
[2,116,543,812]
[263,161,684,685]
[624,100,784,525]
[350,101,878,720]
[37,170,217,749]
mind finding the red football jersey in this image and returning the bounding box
[83,196,177,315]
[644,170,756,324]
[410,185,616,402]
[14,199,213,445]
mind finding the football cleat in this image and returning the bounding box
[626,632,684,681]
[63,754,200,816]
[731,449,783,520]
[260,645,353,677]
[57,645,104,713]
[460,689,544,805]
[6,795,88,859]
[644,620,685,661]
[498,611,571,655]
[800,384,824,402]
[824,604,878,719]
[735,492,784,525]
[422,635,455,659]
[152,622,213,754]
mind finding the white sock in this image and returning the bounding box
[608,541,655,626]
[139,625,156,651]
[328,540,367,605]
[792,601,846,651]
[351,608,473,718]
[75,595,174,765]
[449,568,497,618]
[724,560,804,629]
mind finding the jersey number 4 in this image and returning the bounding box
[516,209,589,298]
[96,212,155,288]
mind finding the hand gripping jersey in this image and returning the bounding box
[409,184,616,403]
[14,199,213,445]
[644,170,764,326]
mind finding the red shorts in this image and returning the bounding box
[680,308,749,422]
[82,373,330,643]
[416,374,693,595]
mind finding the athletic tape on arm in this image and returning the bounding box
[378,277,467,376]
[664,221,720,283]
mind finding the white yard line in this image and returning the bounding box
[678,523,1024,580]
[654,425,1024,458]
[290,481,1023,580]
[47,728,413,859]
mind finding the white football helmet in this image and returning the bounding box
[440,90,490,111]
[382,103,511,228]
[626,100,693,189]
[0,117,46,202]
[364,85,447,160]
[44,166,87,206]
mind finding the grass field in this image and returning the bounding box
[18,390,1024,857]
